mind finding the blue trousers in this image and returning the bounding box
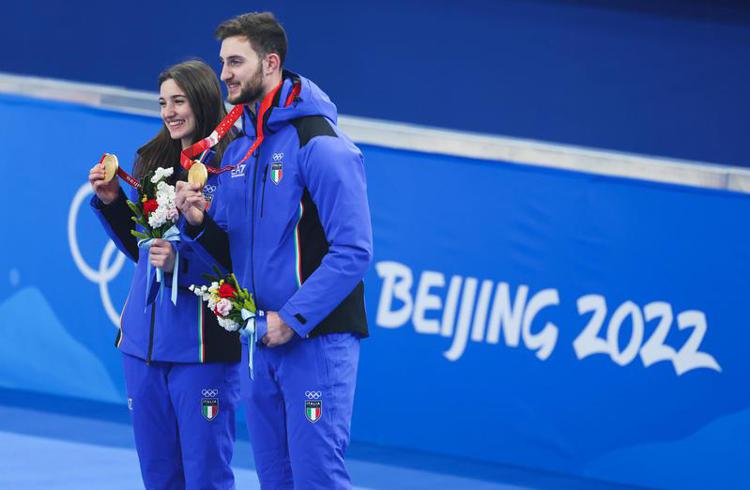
[240,333,360,490]
[122,353,241,490]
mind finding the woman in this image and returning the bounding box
[88,60,240,489]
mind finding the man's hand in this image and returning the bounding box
[263,311,296,347]
[149,239,176,272]
[88,162,120,205]
[175,181,206,226]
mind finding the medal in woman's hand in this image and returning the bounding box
[188,161,208,187]
[101,153,119,182]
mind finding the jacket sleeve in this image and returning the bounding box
[170,200,231,289]
[178,183,233,275]
[90,187,139,262]
[278,135,373,337]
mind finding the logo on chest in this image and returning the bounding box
[270,152,284,185]
[231,163,246,178]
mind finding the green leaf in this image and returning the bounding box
[131,230,150,240]
[126,200,142,218]
[229,273,241,291]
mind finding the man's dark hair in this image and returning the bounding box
[215,12,288,65]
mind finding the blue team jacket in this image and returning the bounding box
[182,71,373,340]
[91,157,241,363]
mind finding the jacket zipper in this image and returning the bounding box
[260,164,269,218]
[146,304,155,364]
[250,148,260,300]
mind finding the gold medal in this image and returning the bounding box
[101,153,119,182]
[188,161,208,187]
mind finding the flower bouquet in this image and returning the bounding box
[127,166,179,239]
[190,268,261,377]
[126,166,181,304]
[189,267,257,332]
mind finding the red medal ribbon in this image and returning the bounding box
[179,78,300,175]
[104,79,301,189]
[98,153,142,190]
[116,166,141,189]
[179,104,245,172]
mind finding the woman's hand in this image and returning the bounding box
[149,239,176,272]
[175,181,206,226]
[88,162,120,205]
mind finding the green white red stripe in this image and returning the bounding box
[198,298,205,363]
[293,201,304,288]
[116,297,128,348]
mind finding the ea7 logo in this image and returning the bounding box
[231,163,246,178]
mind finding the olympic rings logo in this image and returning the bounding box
[202,388,219,397]
[203,184,217,194]
[305,391,322,399]
[272,152,284,162]
[68,183,128,328]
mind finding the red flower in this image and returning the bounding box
[219,283,236,299]
[143,199,158,216]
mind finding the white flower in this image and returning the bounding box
[156,181,176,201]
[215,298,232,316]
[144,180,179,229]
[218,316,240,332]
[156,183,176,207]
[151,166,174,183]
[148,208,167,228]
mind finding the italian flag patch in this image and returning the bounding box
[202,398,219,421]
[305,400,322,423]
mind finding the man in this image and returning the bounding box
[175,12,372,490]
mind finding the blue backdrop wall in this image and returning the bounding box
[1,0,749,166]
[2,90,749,489]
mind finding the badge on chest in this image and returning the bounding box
[270,152,284,185]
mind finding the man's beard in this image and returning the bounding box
[228,65,264,105]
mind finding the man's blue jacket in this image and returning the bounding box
[182,71,373,340]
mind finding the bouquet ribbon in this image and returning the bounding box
[240,308,263,380]
[138,225,181,306]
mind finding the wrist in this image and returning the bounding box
[97,186,122,206]
[98,193,117,205]
[188,210,205,226]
